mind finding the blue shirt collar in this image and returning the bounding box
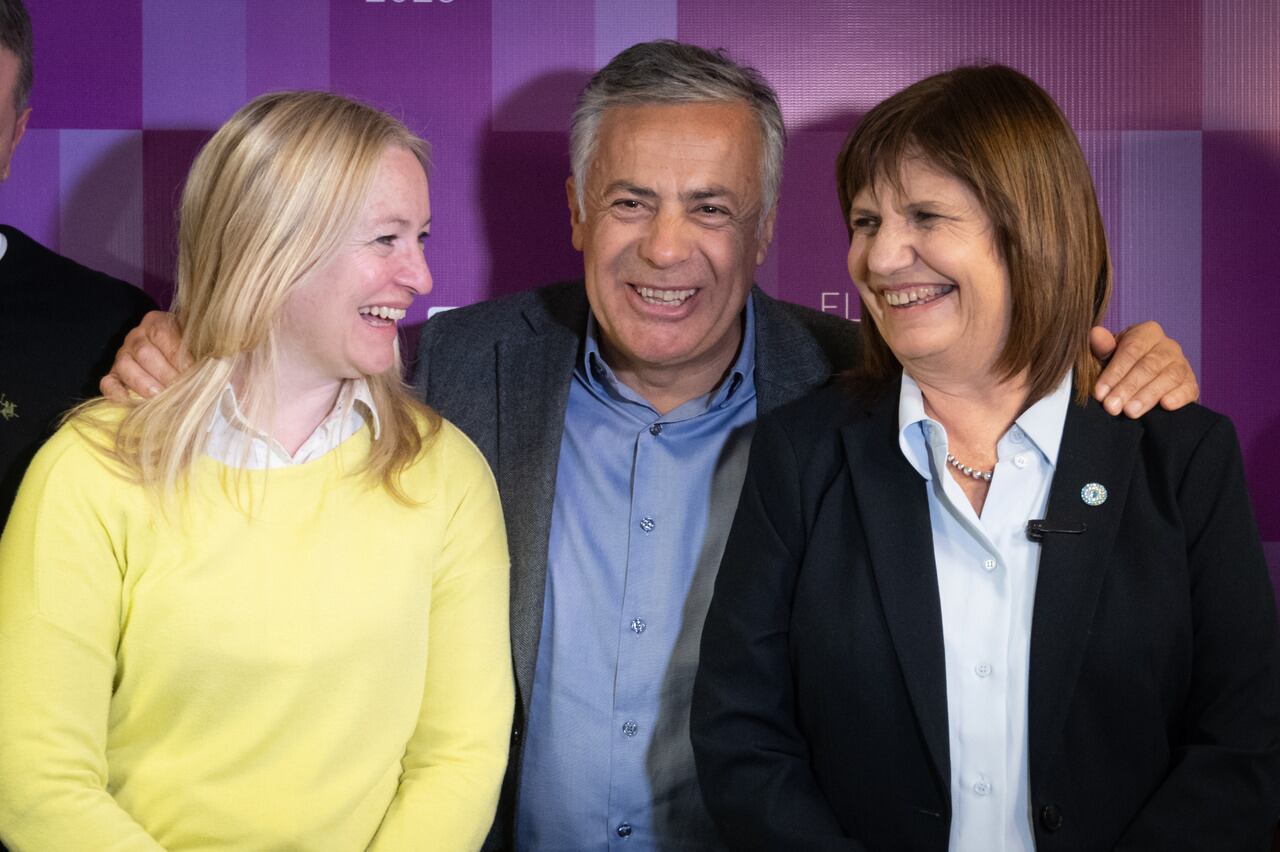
[580,293,757,417]
[897,370,1074,481]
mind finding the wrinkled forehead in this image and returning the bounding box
[591,101,766,182]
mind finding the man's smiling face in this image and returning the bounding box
[568,100,775,387]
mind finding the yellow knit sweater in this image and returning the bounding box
[0,415,512,851]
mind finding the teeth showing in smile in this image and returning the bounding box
[883,284,954,307]
[358,305,407,321]
[635,286,697,306]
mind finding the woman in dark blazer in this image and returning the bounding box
[691,64,1280,852]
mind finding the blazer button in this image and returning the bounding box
[1039,804,1063,832]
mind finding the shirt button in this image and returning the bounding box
[973,780,992,796]
[639,517,656,533]
[1013,453,1028,469]
[975,663,992,678]
[1010,427,1024,443]
[630,617,647,635]
[649,423,663,436]
[622,720,638,737]
[982,558,997,572]
[616,823,632,838]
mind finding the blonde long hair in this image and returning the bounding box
[79,91,439,502]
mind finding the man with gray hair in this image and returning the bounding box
[0,0,154,528]
[107,40,1195,849]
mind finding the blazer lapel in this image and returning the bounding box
[841,387,952,791]
[1027,397,1141,776]
[496,304,580,706]
[751,288,836,414]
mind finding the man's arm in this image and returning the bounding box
[102,310,1200,417]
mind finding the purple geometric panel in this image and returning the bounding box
[595,0,677,69]
[0,129,60,249]
[331,0,495,321]
[1201,130,1280,539]
[142,0,247,130]
[678,0,1200,132]
[59,130,144,287]
[463,131,581,304]
[491,0,594,132]
[1203,0,1280,130]
[1078,130,1124,303]
[27,0,143,129]
[247,0,330,97]
[775,130,851,313]
[1108,131,1202,376]
[141,130,212,306]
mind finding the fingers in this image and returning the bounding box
[98,373,131,403]
[101,311,188,399]
[1091,321,1198,418]
[1088,325,1118,362]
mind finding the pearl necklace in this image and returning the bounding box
[946,452,993,482]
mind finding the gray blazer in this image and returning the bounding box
[412,280,860,840]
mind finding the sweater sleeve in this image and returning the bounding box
[0,427,166,851]
[368,424,514,851]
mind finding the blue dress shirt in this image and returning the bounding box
[515,300,759,851]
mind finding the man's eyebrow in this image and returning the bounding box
[601,181,657,199]
[685,185,739,203]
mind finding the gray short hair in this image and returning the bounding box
[0,0,33,114]
[570,40,785,230]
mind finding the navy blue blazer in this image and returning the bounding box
[692,380,1280,851]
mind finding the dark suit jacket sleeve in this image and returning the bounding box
[692,412,865,851]
[1116,416,1280,850]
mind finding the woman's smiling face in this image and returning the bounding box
[846,158,1012,382]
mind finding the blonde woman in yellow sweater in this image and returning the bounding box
[0,92,512,850]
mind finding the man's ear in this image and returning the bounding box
[1,106,30,181]
[755,205,777,266]
[566,176,585,252]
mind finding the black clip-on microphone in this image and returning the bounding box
[1025,520,1087,542]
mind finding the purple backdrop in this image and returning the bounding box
[2,0,1278,589]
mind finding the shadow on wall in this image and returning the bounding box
[1198,130,1280,554]
[399,69,589,360]
[57,133,146,289]
[479,69,592,299]
[139,130,215,308]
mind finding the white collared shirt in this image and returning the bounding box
[204,379,380,468]
[897,371,1073,852]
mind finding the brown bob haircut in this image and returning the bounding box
[836,64,1112,407]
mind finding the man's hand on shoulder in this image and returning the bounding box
[99,310,189,402]
[1088,321,1199,418]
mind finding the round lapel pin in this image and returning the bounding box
[1080,482,1108,506]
